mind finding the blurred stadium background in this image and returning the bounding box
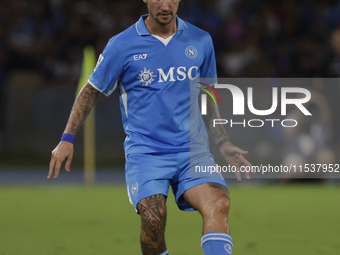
[0,0,340,254]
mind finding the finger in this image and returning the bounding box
[54,160,62,179]
[242,158,254,174]
[248,165,256,174]
[244,170,251,181]
[238,155,251,167]
[235,169,242,182]
[65,155,73,172]
[48,158,56,179]
[234,147,248,155]
[242,158,252,167]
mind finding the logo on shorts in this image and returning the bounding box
[224,243,233,254]
[185,46,198,59]
[224,243,232,253]
[138,67,157,86]
[131,182,139,195]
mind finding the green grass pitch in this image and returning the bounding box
[1,184,339,254]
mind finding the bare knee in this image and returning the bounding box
[183,182,231,234]
[200,191,230,218]
[195,183,230,217]
[199,191,231,234]
[137,194,167,255]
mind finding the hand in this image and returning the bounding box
[219,142,253,182]
[48,141,74,179]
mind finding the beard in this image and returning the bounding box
[151,11,174,26]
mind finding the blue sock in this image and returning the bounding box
[142,249,169,255]
[201,232,233,255]
[157,249,169,255]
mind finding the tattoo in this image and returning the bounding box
[137,194,167,255]
[207,182,230,198]
[64,83,100,135]
[206,88,229,146]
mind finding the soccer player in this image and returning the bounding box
[48,0,252,254]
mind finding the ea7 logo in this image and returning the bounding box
[134,54,147,61]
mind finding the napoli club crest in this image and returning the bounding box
[185,46,198,59]
[131,182,138,195]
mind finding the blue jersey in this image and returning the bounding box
[88,15,217,155]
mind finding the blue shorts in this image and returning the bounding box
[125,151,227,213]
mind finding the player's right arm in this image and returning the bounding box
[48,83,100,179]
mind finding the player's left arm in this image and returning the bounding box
[206,94,252,182]
[200,34,252,182]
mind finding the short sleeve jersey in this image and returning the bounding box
[88,15,217,155]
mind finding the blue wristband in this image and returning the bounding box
[61,133,76,144]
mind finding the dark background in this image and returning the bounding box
[1,0,340,173]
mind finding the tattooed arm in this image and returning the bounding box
[206,89,252,182]
[48,83,100,179]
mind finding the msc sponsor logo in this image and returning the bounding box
[138,66,199,85]
[138,67,157,86]
[158,66,199,82]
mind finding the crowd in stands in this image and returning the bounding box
[1,0,340,160]
[0,0,340,83]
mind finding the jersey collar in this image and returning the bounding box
[135,14,188,36]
